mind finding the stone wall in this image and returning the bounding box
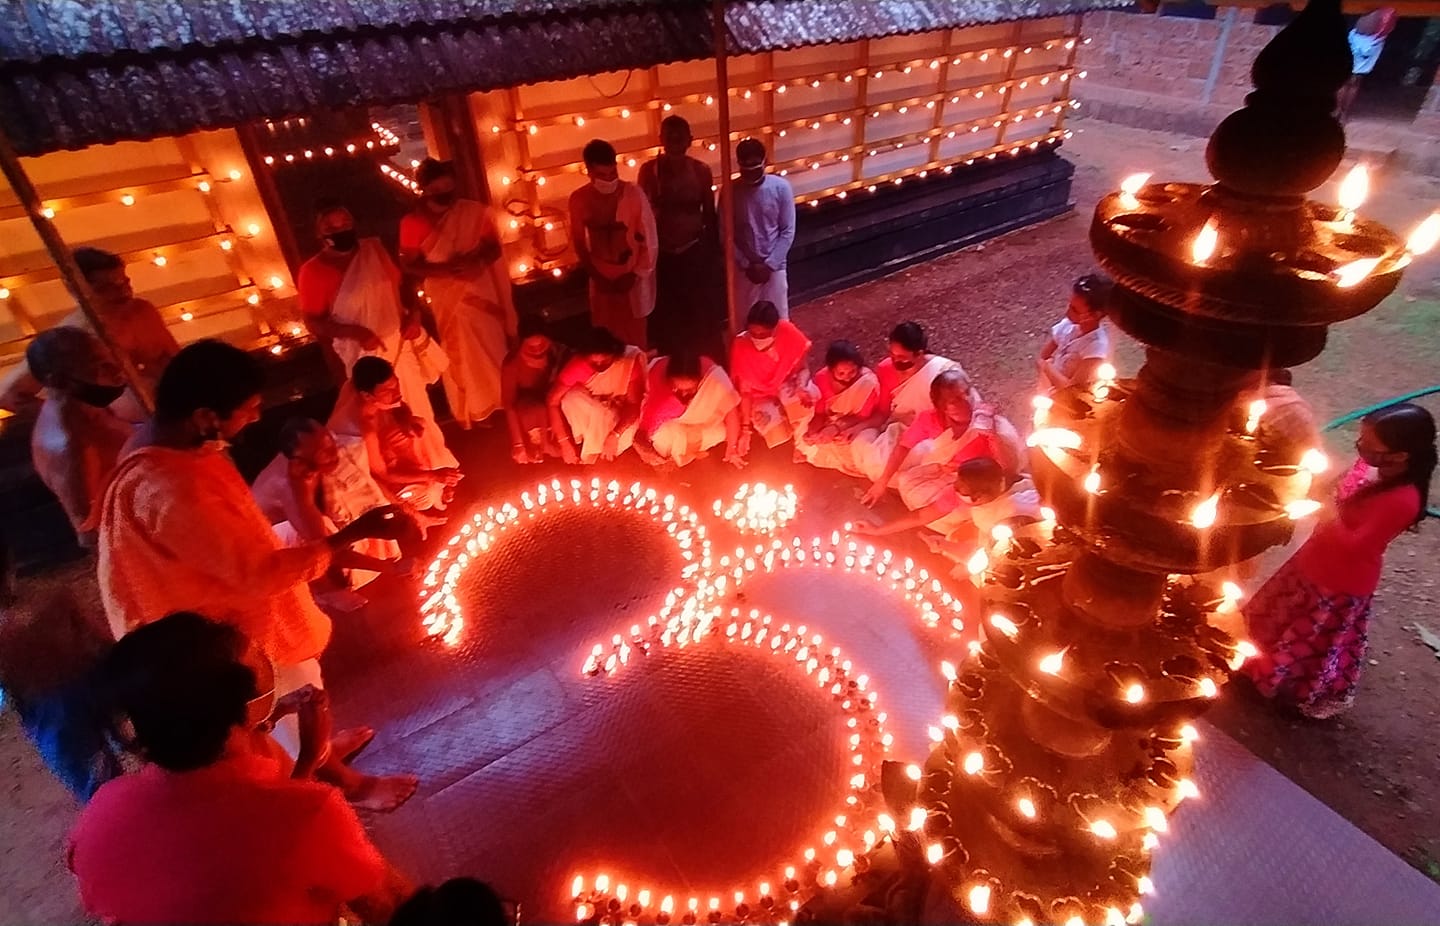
[1075,8,1440,174]
[1075,8,1279,137]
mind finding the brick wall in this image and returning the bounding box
[1075,8,1440,175]
[1075,9,1280,136]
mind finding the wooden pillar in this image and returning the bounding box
[714,0,740,339]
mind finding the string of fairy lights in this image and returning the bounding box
[358,34,1090,282]
[0,164,298,359]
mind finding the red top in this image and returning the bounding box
[69,753,387,925]
[1293,459,1422,596]
[899,408,1002,465]
[641,357,716,436]
[873,358,901,412]
[398,211,437,254]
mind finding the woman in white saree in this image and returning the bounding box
[399,159,516,428]
[852,322,964,483]
[797,340,882,476]
[635,350,744,469]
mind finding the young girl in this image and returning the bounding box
[1243,403,1436,719]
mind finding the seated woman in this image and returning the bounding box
[328,357,460,515]
[502,316,565,464]
[862,369,1023,508]
[854,456,1042,553]
[729,300,817,459]
[547,326,646,464]
[1037,273,1112,395]
[797,340,882,476]
[853,322,964,481]
[635,349,743,469]
[251,419,414,600]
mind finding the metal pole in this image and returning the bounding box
[713,0,740,340]
[0,126,154,412]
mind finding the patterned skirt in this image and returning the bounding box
[1241,559,1373,720]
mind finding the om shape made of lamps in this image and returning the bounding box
[891,2,1436,923]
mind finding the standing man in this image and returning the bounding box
[568,139,658,349]
[297,200,450,434]
[26,327,135,549]
[399,158,516,429]
[730,138,796,319]
[0,247,179,418]
[98,340,418,811]
[638,116,721,357]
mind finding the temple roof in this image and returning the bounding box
[0,0,1128,155]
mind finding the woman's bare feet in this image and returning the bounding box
[329,726,375,764]
[345,773,420,813]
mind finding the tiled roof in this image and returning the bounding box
[0,0,1129,155]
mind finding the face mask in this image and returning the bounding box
[202,431,231,453]
[429,192,456,207]
[73,380,126,408]
[325,229,359,253]
[893,358,916,372]
[591,178,619,195]
[751,336,776,352]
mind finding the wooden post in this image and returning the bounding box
[714,0,740,339]
[0,125,154,412]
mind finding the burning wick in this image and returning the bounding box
[1125,683,1145,703]
[1245,399,1267,434]
[966,548,989,586]
[1031,393,1053,427]
[968,885,991,915]
[1405,211,1440,258]
[989,613,1019,638]
[1336,163,1368,224]
[1190,492,1220,529]
[1083,467,1102,494]
[1038,648,1066,675]
[1191,217,1219,264]
[1299,448,1329,475]
[1285,499,1323,520]
[1017,797,1037,818]
[1118,172,1151,210]
[1334,256,1381,289]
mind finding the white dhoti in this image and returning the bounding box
[735,268,790,319]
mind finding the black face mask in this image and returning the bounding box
[892,358,917,372]
[325,229,359,253]
[429,192,456,207]
[73,381,126,408]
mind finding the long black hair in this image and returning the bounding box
[1361,402,1437,528]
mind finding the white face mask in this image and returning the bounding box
[750,336,775,351]
[591,178,619,195]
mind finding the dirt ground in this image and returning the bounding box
[2,121,1438,921]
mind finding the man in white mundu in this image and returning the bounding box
[547,327,647,464]
[852,322,963,484]
[298,202,454,471]
[635,351,744,469]
[399,159,516,429]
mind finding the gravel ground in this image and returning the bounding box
[2,121,1438,922]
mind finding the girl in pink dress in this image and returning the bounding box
[1243,403,1435,719]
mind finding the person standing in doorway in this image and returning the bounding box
[399,159,516,429]
[730,138,796,319]
[568,140,657,349]
[1338,6,1397,121]
[638,116,721,357]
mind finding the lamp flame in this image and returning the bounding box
[1334,257,1381,288]
[1191,218,1219,263]
[968,885,991,915]
[1039,648,1067,675]
[926,842,945,865]
[1408,212,1440,255]
[967,548,989,576]
[963,751,984,775]
[1120,172,1151,198]
[1299,448,1329,475]
[1026,427,1083,450]
[1245,398,1267,434]
[1190,492,1220,529]
[1285,499,1323,519]
[1083,467,1102,494]
[1337,164,1369,213]
[1125,683,1145,703]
